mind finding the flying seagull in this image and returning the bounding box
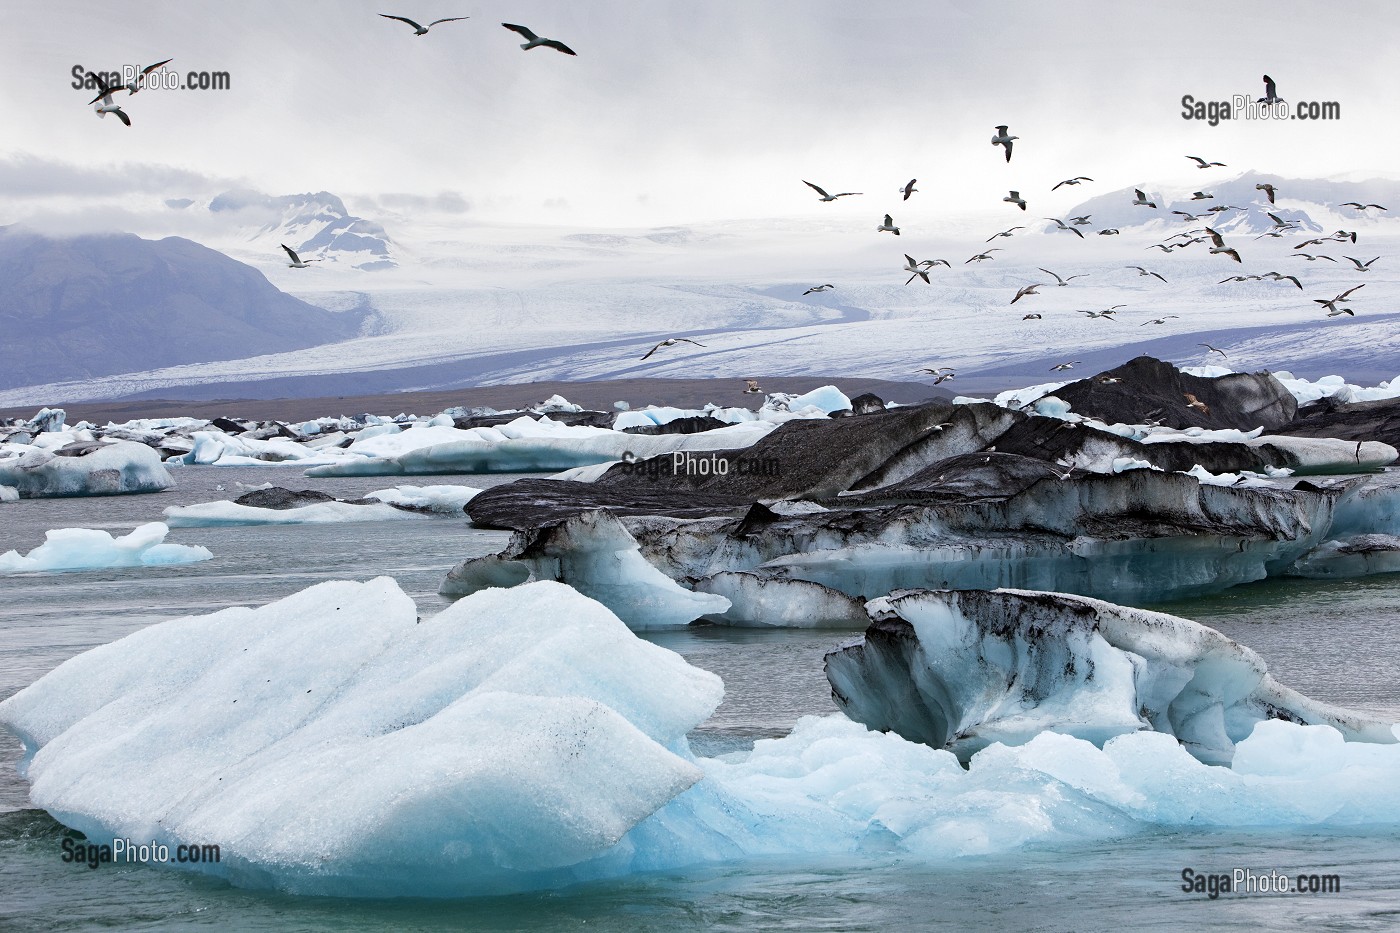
[991,125,1017,162]
[380,14,469,35]
[1292,253,1336,262]
[743,380,763,395]
[85,72,124,106]
[987,226,1025,241]
[1141,316,1179,325]
[501,22,577,54]
[1011,283,1048,304]
[1331,230,1359,243]
[1199,343,1228,358]
[641,337,706,360]
[877,214,901,235]
[123,58,173,94]
[900,179,918,200]
[1256,183,1277,204]
[1186,155,1227,168]
[1341,202,1387,211]
[803,180,861,202]
[280,244,320,268]
[1265,211,1297,230]
[919,367,956,384]
[1004,190,1027,211]
[1049,361,1082,372]
[802,284,835,295]
[1190,191,1214,200]
[1022,313,1042,320]
[1045,217,1085,238]
[1262,272,1303,289]
[93,94,130,126]
[1257,75,1283,104]
[1343,256,1380,272]
[903,255,933,284]
[1132,189,1157,209]
[1078,310,1118,320]
[965,250,1002,263]
[1070,215,1092,225]
[1052,176,1093,190]
[1204,227,1242,262]
[1127,266,1167,283]
[1097,228,1120,236]
[1038,267,1088,286]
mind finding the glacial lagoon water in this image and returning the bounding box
[2,465,1399,930]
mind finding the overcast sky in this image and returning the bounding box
[2,1,1397,229]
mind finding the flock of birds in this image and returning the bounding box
[84,15,574,126]
[77,43,1387,393]
[784,73,1386,382]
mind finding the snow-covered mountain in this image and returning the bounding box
[0,226,367,390]
[181,189,396,271]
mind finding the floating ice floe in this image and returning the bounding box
[1274,371,1400,406]
[5,579,1400,898]
[165,485,482,527]
[0,441,174,498]
[0,485,17,503]
[0,522,211,573]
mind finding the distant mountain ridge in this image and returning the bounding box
[0,226,366,390]
[198,188,396,270]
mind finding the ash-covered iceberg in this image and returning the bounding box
[164,484,481,527]
[825,588,1396,765]
[0,441,173,497]
[442,510,729,629]
[0,522,211,573]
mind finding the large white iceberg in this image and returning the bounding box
[0,522,211,573]
[0,442,174,497]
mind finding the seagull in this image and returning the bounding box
[991,125,1017,162]
[1296,237,1329,250]
[965,250,1001,263]
[1331,230,1359,244]
[1022,313,1043,320]
[1172,211,1205,222]
[1147,244,1176,253]
[1257,74,1284,104]
[1336,284,1366,302]
[1341,202,1388,211]
[1325,306,1356,318]
[1141,316,1179,325]
[743,380,763,394]
[1078,310,1118,320]
[1011,283,1047,304]
[1070,215,1092,225]
[877,214,901,235]
[1096,228,1120,236]
[1343,256,1380,271]
[900,179,918,200]
[903,255,933,284]
[1219,275,1262,283]
[1045,217,1085,238]
[84,72,123,105]
[501,22,577,54]
[1038,267,1088,286]
[1050,361,1081,372]
[1190,191,1215,200]
[1261,272,1303,289]
[802,180,861,202]
[802,284,835,295]
[1265,211,1297,230]
[1293,252,1336,262]
[987,226,1025,241]
[1186,155,1227,168]
[1204,227,1242,262]
[122,59,173,94]
[1256,183,1278,204]
[1199,343,1228,358]
[380,14,469,35]
[280,244,320,268]
[93,94,131,126]
[1052,176,1094,190]
[1127,266,1167,283]
[1132,188,1157,208]
[1184,393,1211,414]
[641,337,706,360]
[918,367,956,384]
[1207,205,1245,213]
[1004,190,1027,211]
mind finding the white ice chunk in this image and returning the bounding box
[0,522,211,573]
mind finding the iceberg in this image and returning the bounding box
[165,485,481,527]
[0,522,211,573]
[0,441,174,497]
[441,510,730,629]
[824,588,1395,765]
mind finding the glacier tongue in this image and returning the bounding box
[825,588,1396,765]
